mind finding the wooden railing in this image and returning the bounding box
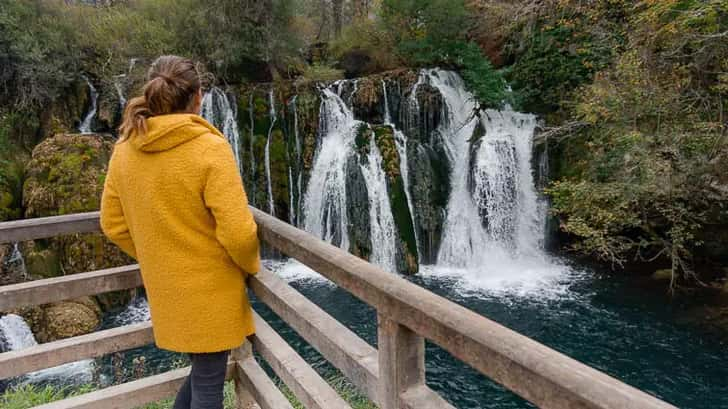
[0,210,678,409]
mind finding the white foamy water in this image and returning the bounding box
[263,259,330,284]
[0,314,94,385]
[112,297,151,325]
[415,68,571,296]
[78,76,98,134]
[200,87,242,170]
[359,130,398,273]
[302,87,358,250]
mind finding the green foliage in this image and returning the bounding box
[505,1,626,112]
[547,0,728,282]
[329,18,400,72]
[380,0,507,107]
[0,0,82,109]
[301,64,345,83]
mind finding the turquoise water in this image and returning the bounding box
[15,259,727,408]
[253,261,728,409]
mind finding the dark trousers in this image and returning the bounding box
[173,350,230,409]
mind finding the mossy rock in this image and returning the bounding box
[23,134,112,217]
[39,297,101,342]
[22,133,133,286]
[11,296,102,343]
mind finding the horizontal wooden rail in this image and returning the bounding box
[0,321,152,380]
[0,211,678,409]
[0,264,142,312]
[249,208,677,409]
[251,269,380,403]
[0,211,100,244]
[236,357,294,409]
[0,322,154,380]
[251,311,352,409]
[32,363,235,409]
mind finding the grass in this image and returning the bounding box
[0,384,94,409]
[0,375,376,409]
[278,375,377,409]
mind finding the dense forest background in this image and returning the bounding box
[1,0,727,289]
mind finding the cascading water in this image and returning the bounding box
[288,166,296,225]
[302,87,357,250]
[359,129,398,273]
[408,68,565,292]
[265,90,276,216]
[0,314,93,384]
[425,70,486,267]
[78,76,98,134]
[114,76,127,110]
[290,95,303,226]
[382,80,420,254]
[200,88,242,170]
[248,92,257,202]
[3,243,27,281]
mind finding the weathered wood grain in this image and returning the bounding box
[249,269,379,403]
[250,311,352,409]
[0,264,142,312]
[378,314,454,409]
[0,211,100,244]
[236,358,294,409]
[251,208,678,409]
[32,364,234,409]
[0,322,153,380]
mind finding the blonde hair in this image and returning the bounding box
[119,56,202,140]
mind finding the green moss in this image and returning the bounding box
[355,124,371,152]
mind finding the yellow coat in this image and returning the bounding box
[100,114,260,353]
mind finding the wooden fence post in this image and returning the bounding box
[232,341,257,409]
[377,313,425,409]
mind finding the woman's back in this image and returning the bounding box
[100,57,260,355]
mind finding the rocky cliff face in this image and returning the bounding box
[228,70,456,274]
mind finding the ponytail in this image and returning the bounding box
[117,56,202,141]
[119,96,151,141]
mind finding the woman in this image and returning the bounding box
[100,55,260,409]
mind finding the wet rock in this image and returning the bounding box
[39,297,101,342]
[346,154,372,260]
[23,133,134,309]
[372,125,418,274]
[410,142,450,264]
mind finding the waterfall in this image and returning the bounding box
[248,92,256,202]
[424,70,485,267]
[200,88,242,169]
[0,314,93,384]
[475,109,542,251]
[382,80,420,255]
[3,243,27,280]
[302,87,358,250]
[412,69,545,271]
[265,90,276,216]
[114,75,127,110]
[78,76,98,134]
[288,166,296,225]
[0,315,35,351]
[359,129,398,272]
[291,95,303,226]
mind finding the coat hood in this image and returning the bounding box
[131,114,223,152]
